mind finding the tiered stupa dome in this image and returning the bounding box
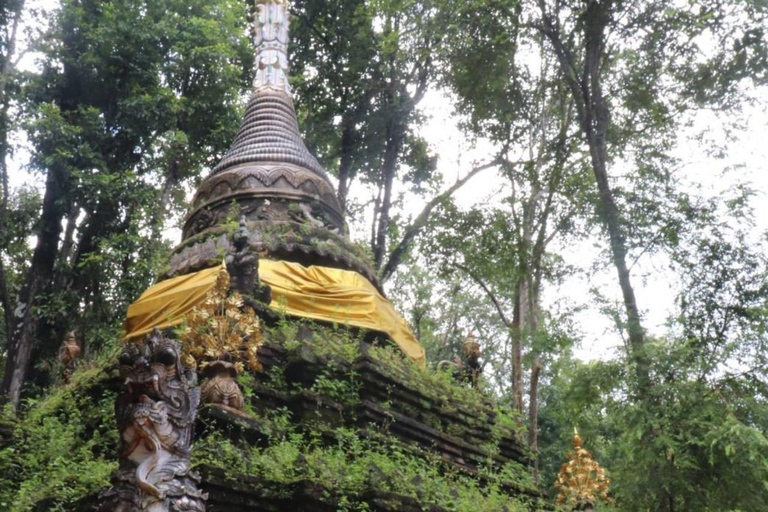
[167,0,377,287]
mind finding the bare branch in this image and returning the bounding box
[379,158,500,282]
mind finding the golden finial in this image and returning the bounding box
[573,427,582,448]
[555,428,613,510]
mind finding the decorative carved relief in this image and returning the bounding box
[254,0,291,93]
[183,194,343,240]
[190,165,337,208]
[99,330,206,512]
[189,208,215,237]
[200,360,244,411]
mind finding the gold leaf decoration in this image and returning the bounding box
[178,268,263,374]
[555,428,613,509]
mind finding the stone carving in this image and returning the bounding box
[254,199,278,221]
[226,218,259,296]
[225,217,272,304]
[182,166,345,239]
[188,208,215,237]
[58,331,80,384]
[200,360,244,411]
[100,330,206,512]
[190,166,337,206]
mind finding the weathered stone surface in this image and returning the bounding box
[99,331,206,512]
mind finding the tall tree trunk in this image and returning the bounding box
[1,167,69,410]
[337,112,355,214]
[528,357,541,482]
[0,258,11,346]
[0,0,24,348]
[511,277,524,413]
[539,0,649,391]
[372,115,403,270]
[580,1,648,390]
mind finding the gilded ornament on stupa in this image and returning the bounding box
[178,268,263,376]
[555,428,613,510]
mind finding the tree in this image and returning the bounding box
[290,0,379,214]
[0,0,28,371]
[1,0,253,409]
[292,0,492,277]
[442,0,768,395]
[433,3,595,478]
[534,184,768,510]
[527,0,768,392]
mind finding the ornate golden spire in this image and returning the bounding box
[555,429,613,510]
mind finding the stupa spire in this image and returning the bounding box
[253,0,291,93]
[210,0,327,177]
[168,0,379,287]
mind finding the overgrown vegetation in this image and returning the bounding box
[0,319,542,511]
[192,319,543,510]
[194,424,541,512]
[0,348,119,511]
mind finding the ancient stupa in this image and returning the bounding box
[121,0,423,368]
[167,0,375,286]
[63,2,548,511]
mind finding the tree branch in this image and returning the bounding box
[452,261,513,330]
[379,158,500,281]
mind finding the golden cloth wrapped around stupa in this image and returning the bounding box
[124,261,425,364]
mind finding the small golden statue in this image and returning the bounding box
[555,429,613,511]
[462,333,481,388]
[58,331,81,384]
[436,333,482,388]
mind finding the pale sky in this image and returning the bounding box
[367,86,768,361]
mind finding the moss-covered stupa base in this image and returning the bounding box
[0,319,551,512]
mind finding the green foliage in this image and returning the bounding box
[0,348,119,511]
[538,336,768,512]
[195,424,541,512]
[262,320,526,441]
[1,0,254,398]
[1,1,767,512]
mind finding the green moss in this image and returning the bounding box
[172,219,378,277]
[259,320,527,449]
